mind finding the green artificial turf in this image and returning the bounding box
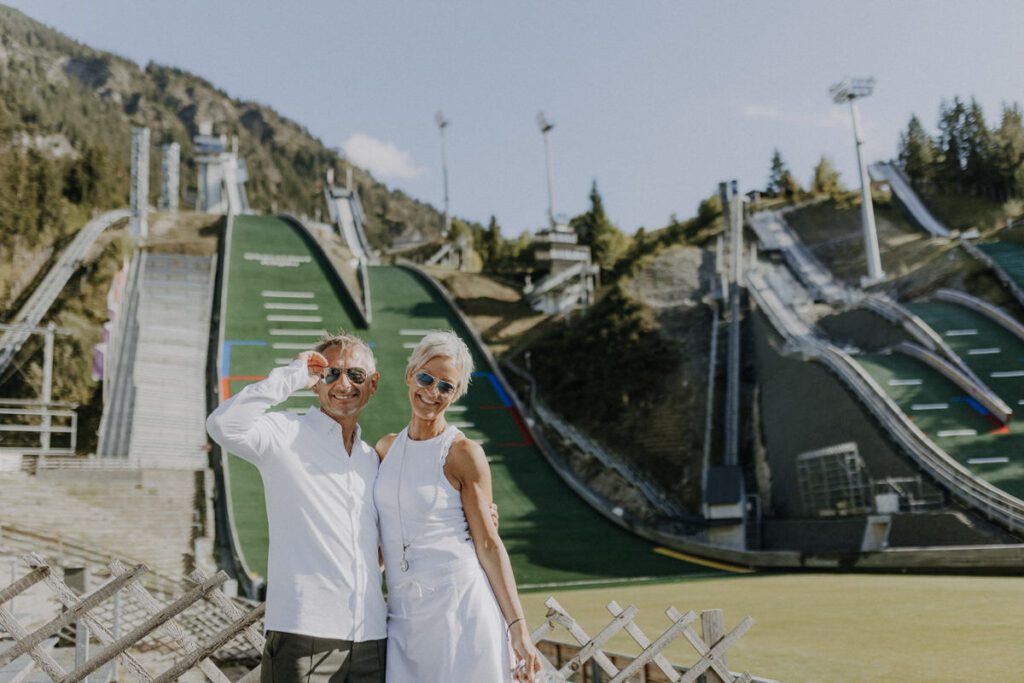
[218,216,709,585]
[856,352,1024,500]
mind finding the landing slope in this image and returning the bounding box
[216,220,709,585]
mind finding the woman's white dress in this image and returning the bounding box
[374,425,513,682]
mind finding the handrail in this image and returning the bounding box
[934,288,1024,346]
[895,341,1012,423]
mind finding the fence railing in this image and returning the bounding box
[0,551,773,683]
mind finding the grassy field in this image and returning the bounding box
[218,215,709,585]
[521,573,1024,682]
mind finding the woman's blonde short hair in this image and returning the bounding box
[405,330,474,399]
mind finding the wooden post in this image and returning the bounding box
[701,610,726,683]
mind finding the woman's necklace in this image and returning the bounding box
[395,424,447,573]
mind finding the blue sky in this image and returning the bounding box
[9,1,1024,234]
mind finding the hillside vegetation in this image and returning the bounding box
[0,3,444,304]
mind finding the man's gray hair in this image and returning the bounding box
[315,331,377,371]
[405,330,473,399]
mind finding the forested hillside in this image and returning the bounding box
[0,3,443,302]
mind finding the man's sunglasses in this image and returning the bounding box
[322,367,368,385]
[414,371,456,396]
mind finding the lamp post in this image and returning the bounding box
[537,111,556,230]
[435,111,451,236]
[830,77,883,284]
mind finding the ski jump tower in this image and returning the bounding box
[194,122,249,215]
[324,168,373,262]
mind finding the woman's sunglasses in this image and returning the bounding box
[322,367,368,385]
[414,371,456,396]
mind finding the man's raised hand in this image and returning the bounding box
[297,350,329,388]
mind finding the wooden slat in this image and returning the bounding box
[0,567,49,606]
[22,554,153,682]
[0,565,145,668]
[607,600,680,682]
[702,610,727,683]
[544,597,619,676]
[609,609,695,683]
[557,604,636,678]
[111,561,231,683]
[61,571,229,683]
[150,603,265,683]
[0,605,66,682]
[188,568,265,652]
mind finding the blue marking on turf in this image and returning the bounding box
[964,396,990,416]
[222,340,268,377]
[473,371,512,407]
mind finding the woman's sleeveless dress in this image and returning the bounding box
[373,425,513,682]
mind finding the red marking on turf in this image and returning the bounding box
[220,375,268,401]
[507,407,534,445]
[991,424,1010,435]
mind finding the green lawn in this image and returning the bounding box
[218,216,711,586]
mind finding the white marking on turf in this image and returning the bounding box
[991,370,1024,378]
[261,290,315,299]
[889,378,922,386]
[945,329,978,336]
[937,429,977,437]
[269,329,328,336]
[266,315,323,323]
[402,342,418,349]
[400,329,432,336]
[967,457,1009,465]
[272,342,314,349]
[911,403,948,411]
[293,391,316,398]
[265,303,319,311]
[968,347,1001,355]
[275,358,296,365]
[450,421,475,429]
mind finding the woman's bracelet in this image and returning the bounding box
[506,616,525,633]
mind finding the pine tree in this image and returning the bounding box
[963,98,993,195]
[767,149,803,200]
[898,115,937,188]
[937,97,968,189]
[570,181,630,273]
[992,104,1024,199]
[810,156,844,198]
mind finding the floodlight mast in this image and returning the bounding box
[831,77,883,284]
[537,111,556,230]
[436,111,451,236]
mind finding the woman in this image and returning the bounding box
[373,330,543,683]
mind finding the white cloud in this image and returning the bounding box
[343,133,425,179]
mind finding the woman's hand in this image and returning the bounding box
[509,622,543,682]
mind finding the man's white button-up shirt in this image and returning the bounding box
[206,360,386,641]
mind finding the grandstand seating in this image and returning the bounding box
[0,468,205,578]
[99,253,214,466]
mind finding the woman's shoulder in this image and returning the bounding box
[374,432,400,461]
[446,434,487,469]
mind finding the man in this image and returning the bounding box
[207,333,386,682]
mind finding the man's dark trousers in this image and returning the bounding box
[261,631,386,683]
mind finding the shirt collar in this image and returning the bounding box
[305,407,362,444]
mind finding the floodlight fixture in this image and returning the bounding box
[830,76,883,283]
[435,110,449,130]
[537,111,554,134]
[830,77,875,104]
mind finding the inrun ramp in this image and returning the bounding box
[216,216,708,587]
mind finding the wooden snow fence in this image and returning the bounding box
[0,553,264,683]
[531,597,778,683]
[1,554,777,682]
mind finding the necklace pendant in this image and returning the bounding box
[400,557,410,572]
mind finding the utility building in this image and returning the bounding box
[523,222,598,314]
[194,122,249,214]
